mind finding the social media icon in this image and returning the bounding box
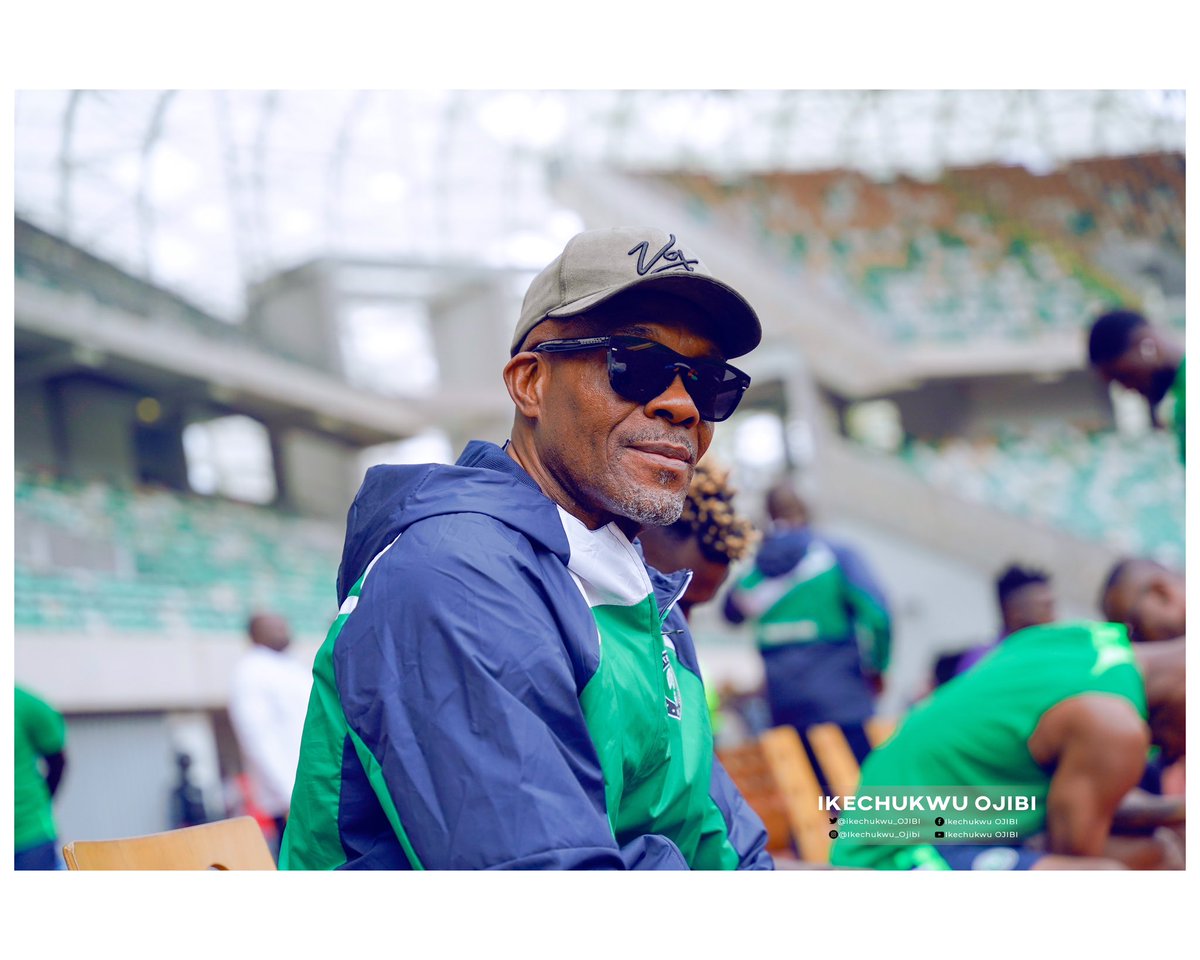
[828,817,837,824]
[935,831,945,839]
[828,830,839,839]
[935,816,945,826]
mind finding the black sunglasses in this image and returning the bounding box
[530,335,751,422]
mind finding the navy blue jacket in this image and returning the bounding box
[280,440,772,870]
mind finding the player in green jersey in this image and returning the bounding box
[14,685,68,870]
[830,622,1184,870]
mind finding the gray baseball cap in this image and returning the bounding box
[511,226,762,359]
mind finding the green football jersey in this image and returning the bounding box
[14,686,67,850]
[831,621,1147,870]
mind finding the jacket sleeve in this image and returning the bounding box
[334,514,690,870]
[832,541,893,675]
[709,756,775,869]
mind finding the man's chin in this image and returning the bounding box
[609,484,687,528]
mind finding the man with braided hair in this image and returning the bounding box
[639,460,756,618]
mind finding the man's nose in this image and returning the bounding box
[646,370,700,427]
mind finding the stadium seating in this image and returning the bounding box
[657,154,1184,345]
[893,424,1184,568]
[14,471,342,640]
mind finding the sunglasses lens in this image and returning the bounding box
[705,368,749,421]
[608,341,673,404]
[608,339,747,421]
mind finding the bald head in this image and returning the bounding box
[1101,558,1186,643]
[248,612,291,652]
[766,483,809,527]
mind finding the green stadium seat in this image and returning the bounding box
[14,473,342,640]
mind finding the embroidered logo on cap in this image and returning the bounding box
[627,234,699,276]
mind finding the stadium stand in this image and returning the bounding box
[893,423,1184,568]
[15,470,342,639]
[579,156,1182,611]
[658,153,1184,345]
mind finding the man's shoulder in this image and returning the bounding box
[1031,692,1150,772]
[14,686,61,724]
[1060,693,1146,729]
[370,510,570,602]
[339,506,595,670]
[397,509,544,558]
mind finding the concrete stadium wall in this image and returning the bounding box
[277,428,362,522]
[246,263,346,377]
[14,633,323,714]
[54,377,141,485]
[14,381,58,472]
[51,711,222,846]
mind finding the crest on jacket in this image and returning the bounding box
[663,648,682,720]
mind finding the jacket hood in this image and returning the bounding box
[335,440,570,602]
[756,525,816,578]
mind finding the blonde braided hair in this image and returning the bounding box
[672,461,757,564]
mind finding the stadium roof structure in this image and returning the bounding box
[14,89,1185,322]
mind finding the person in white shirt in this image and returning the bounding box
[228,611,313,855]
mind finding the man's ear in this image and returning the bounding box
[503,352,545,420]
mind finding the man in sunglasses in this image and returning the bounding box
[282,227,774,870]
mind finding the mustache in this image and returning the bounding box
[621,430,698,462]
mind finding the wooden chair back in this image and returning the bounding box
[62,816,277,871]
[757,725,832,862]
[719,716,900,864]
[716,738,795,856]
